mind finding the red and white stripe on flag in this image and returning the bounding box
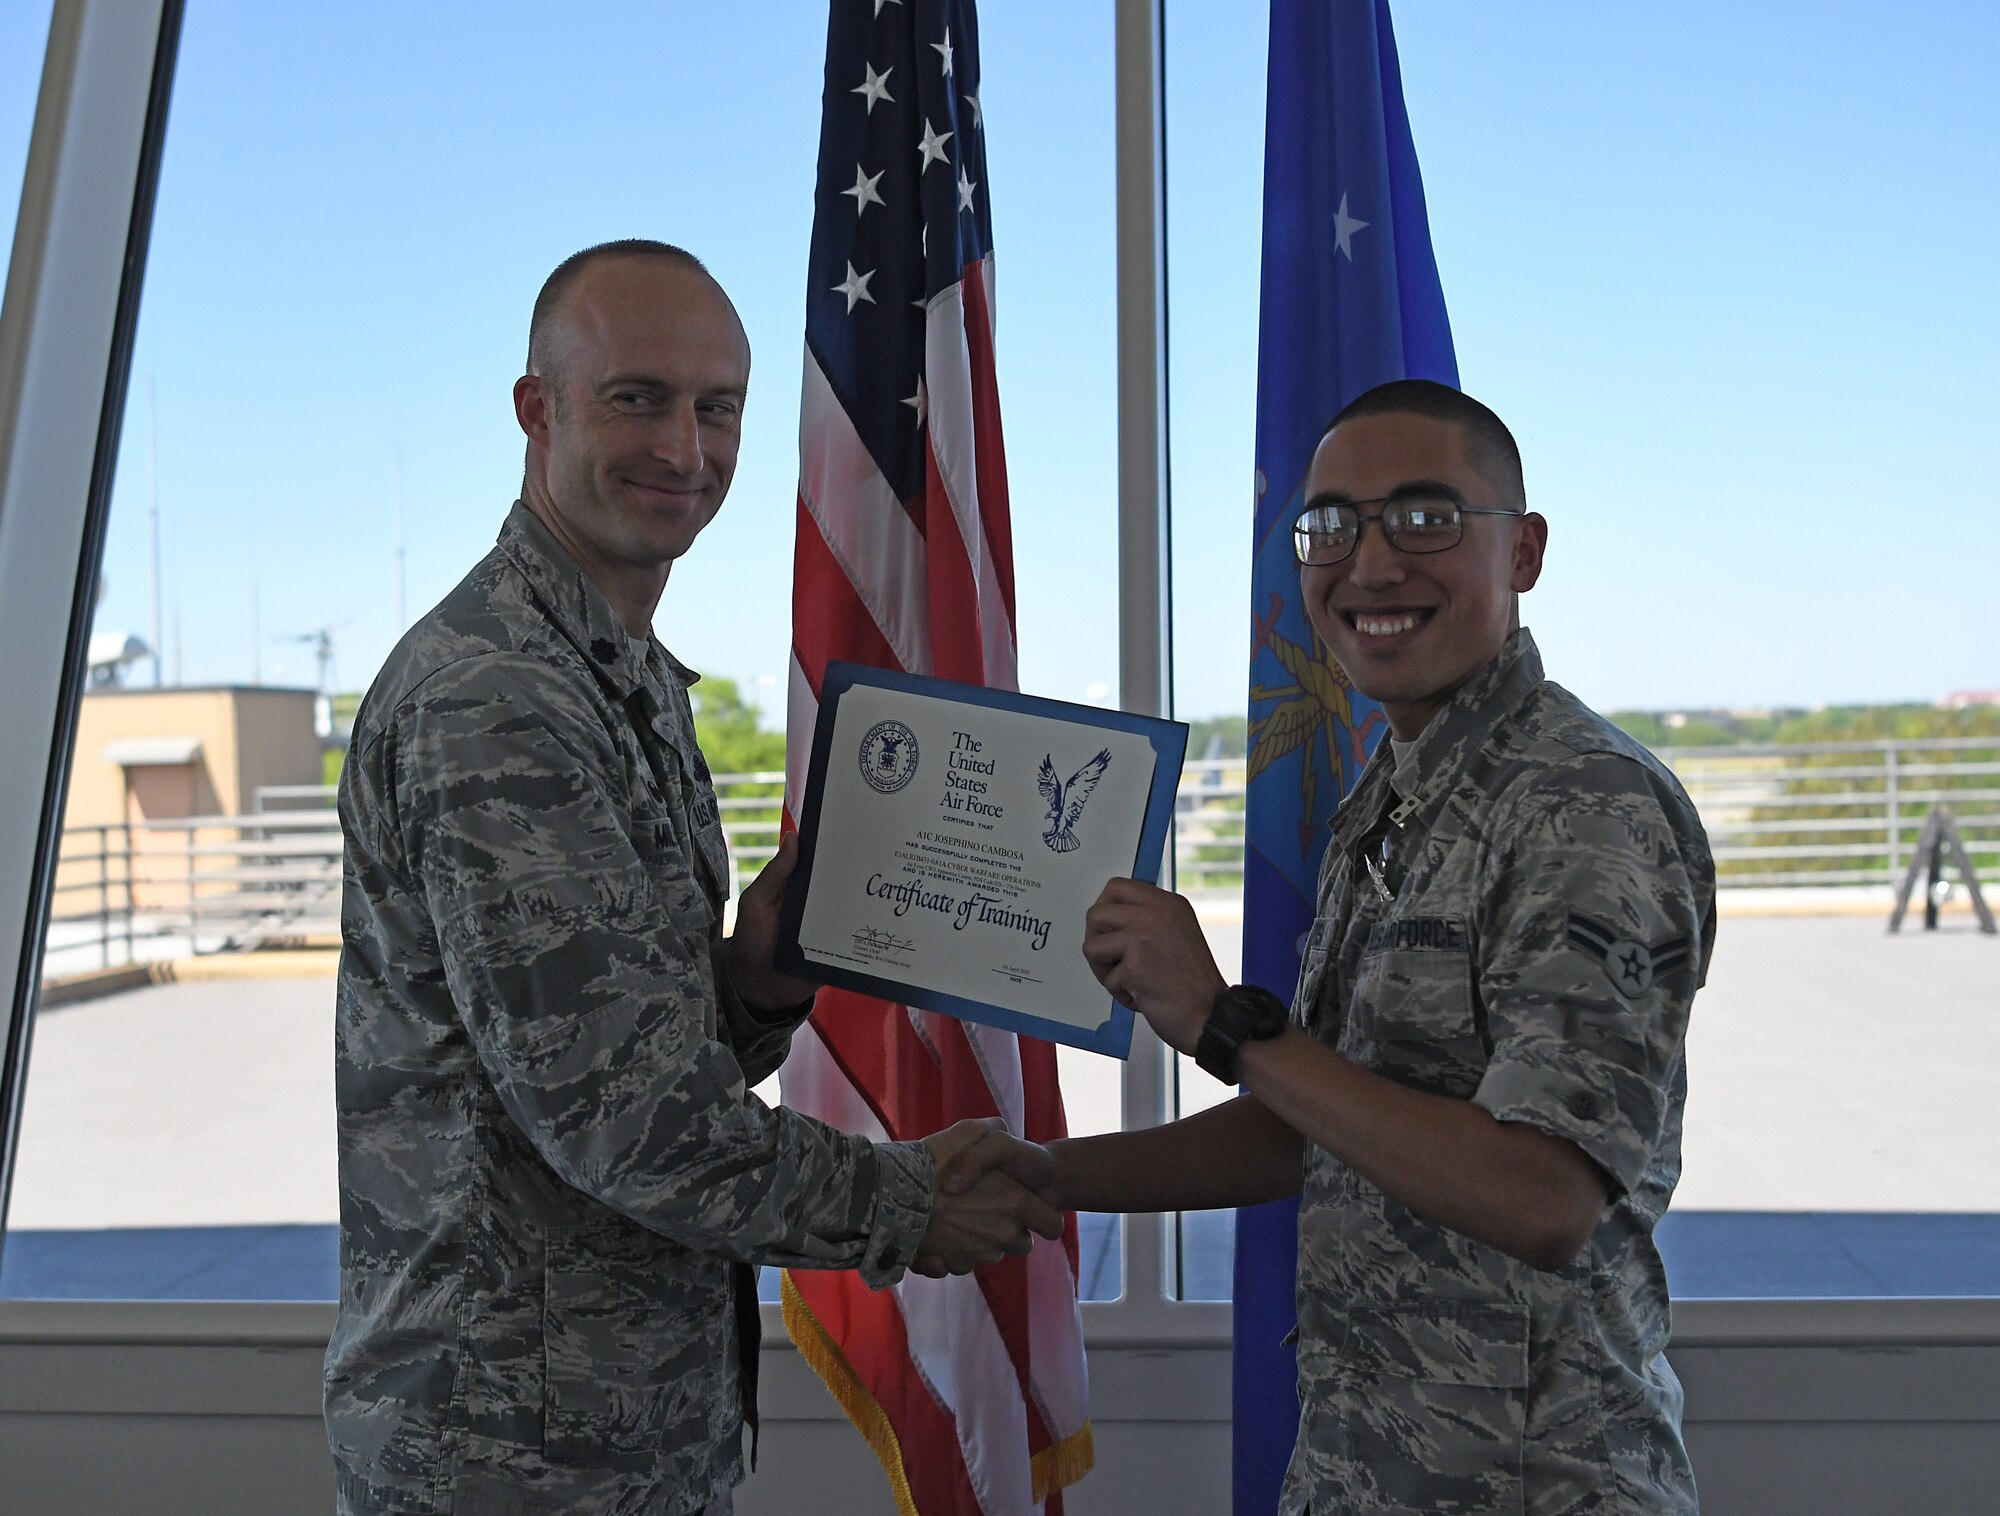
[781,8,1091,1508]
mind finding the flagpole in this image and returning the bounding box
[1113,0,1175,1315]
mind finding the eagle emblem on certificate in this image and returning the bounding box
[1037,748,1113,854]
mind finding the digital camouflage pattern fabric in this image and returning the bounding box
[327,504,933,1516]
[1280,629,1713,1516]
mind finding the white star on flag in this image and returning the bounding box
[964,90,982,128]
[901,374,928,425]
[833,261,876,313]
[872,0,901,15]
[843,164,886,216]
[917,118,952,171]
[956,166,977,214]
[933,27,954,77]
[1333,192,1370,261]
[852,63,893,114]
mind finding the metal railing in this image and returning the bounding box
[44,812,344,978]
[1158,741,2000,894]
[42,738,1996,980]
[1656,737,2000,888]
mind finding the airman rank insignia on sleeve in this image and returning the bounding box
[1567,911,1692,998]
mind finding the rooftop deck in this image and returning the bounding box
[3,906,1994,1300]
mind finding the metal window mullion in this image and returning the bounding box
[0,0,182,1237]
[1114,0,1178,1323]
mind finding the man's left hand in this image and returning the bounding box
[726,833,821,1011]
[1082,878,1227,1055]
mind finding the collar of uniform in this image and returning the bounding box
[638,642,707,770]
[497,501,650,700]
[657,643,702,691]
[1327,736,1400,854]
[1381,627,1544,834]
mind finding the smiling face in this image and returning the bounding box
[514,255,751,622]
[1299,409,1547,741]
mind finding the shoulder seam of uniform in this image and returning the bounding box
[391,644,592,718]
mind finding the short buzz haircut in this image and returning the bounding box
[1322,378,1526,508]
[525,238,712,381]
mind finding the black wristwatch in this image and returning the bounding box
[1194,984,1290,1084]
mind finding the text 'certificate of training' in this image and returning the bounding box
[777,663,1187,1057]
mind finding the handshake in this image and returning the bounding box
[909,1118,1066,1279]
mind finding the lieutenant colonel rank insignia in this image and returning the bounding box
[1566,911,1692,999]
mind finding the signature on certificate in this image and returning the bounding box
[852,926,916,956]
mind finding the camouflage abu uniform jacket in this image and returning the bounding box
[1280,629,1713,1516]
[327,503,933,1516]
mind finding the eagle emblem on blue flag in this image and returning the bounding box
[1037,749,1112,853]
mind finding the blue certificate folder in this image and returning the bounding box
[777,662,1189,1058]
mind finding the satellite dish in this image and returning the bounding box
[86,632,151,687]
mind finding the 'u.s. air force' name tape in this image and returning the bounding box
[1364,917,1466,953]
[1566,911,1692,998]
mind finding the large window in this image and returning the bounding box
[1156,0,2000,1302]
[3,0,1998,1319]
[0,0,1144,1306]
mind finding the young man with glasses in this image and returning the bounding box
[948,379,1714,1513]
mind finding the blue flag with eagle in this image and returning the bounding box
[1234,2,1457,1510]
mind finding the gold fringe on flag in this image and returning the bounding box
[1029,1419,1096,1502]
[780,1270,1096,1511]
[781,1271,921,1516]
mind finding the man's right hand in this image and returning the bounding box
[909,1119,1065,1278]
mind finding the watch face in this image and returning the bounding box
[1226,985,1288,1037]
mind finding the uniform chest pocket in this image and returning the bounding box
[630,808,716,936]
[1343,915,1486,1096]
[1295,1300,1528,1516]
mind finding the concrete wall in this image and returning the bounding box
[1,1301,1994,1516]
[62,686,319,830]
[226,687,327,815]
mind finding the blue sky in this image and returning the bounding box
[4,1,1996,721]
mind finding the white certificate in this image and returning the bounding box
[777,663,1187,1057]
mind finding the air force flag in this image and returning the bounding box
[1235,2,1459,1512]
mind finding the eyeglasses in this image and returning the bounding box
[1292,489,1523,566]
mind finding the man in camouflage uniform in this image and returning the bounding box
[954,380,1712,1512]
[327,241,1061,1516]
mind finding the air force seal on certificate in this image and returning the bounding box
[859,719,919,793]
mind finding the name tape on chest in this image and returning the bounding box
[1566,911,1692,998]
[1363,916,1466,954]
[690,791,720,833]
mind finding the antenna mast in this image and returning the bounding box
[148,372,162,686]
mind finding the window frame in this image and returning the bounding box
[0,0,1991,1356]
[0,0,182,1237]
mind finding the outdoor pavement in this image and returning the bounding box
[3,904,1995,1300]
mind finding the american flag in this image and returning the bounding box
[780,3,1093,1514]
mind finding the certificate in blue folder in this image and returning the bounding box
[777,663,1189,1058]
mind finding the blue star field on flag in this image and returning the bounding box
[807,0,993,509]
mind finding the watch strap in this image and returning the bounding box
[1195,984,1288,1085]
